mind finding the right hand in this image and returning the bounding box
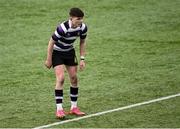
[44,59,52,69]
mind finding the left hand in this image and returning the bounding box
[79,60,85,71]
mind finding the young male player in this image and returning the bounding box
[45,8,88,118]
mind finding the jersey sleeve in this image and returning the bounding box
[80,24,88,39]
[52,25,65,41]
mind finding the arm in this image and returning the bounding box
[79,39,86,70]
[45,37,55,69]
[80,39,86,58]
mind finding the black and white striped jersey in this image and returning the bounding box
[52,20,88,52]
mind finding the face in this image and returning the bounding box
[70,17,83,28]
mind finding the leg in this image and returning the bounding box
[66,65,85,116]
[54,65,65,118]
[55,65,65,90]
[65,65,78,87]
[65,65,78,108]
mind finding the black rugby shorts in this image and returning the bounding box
[52,49,78,67]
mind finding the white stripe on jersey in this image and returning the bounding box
[55,31,78,40]
[55,29,77,40]
[58,40,73,46]
[81,23,86,31]
[60,23,68,33]
[54,44,74,52]
[63,36,78,40]
[55,30,61,38]
[68,27,81,32]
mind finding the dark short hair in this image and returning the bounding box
[69,8,84,17]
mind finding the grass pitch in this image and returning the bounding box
[0,0,180,128]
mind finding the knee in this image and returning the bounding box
[56,76,65,85]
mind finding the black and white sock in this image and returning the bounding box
[70,86,78,109]
[55,89,63,110]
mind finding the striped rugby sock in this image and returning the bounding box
[70,86,78,109]
[55,90,63,110]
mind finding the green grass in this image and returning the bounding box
[0,0,180,128]
[54,98,180,128]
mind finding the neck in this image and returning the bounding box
[71,24,77,28]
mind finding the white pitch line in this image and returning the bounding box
[33,93,180,129]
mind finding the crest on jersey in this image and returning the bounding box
[77,32,80,36]
[67,33,71,37]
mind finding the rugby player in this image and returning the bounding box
[45,7,88,118]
